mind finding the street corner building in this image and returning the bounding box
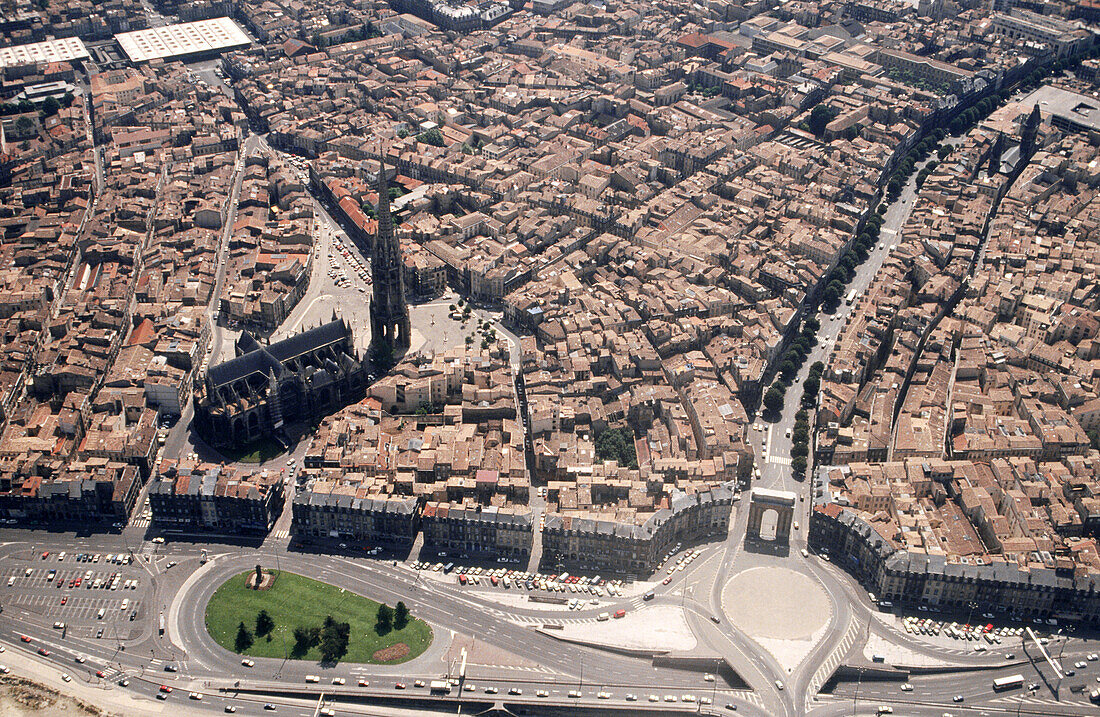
[192,317,370,448]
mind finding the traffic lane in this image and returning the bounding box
[171,554,699,689]
[685,607,789,717]
[831,660,1098,708]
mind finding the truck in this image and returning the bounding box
[158,615,165,635]
[430,680,452,694]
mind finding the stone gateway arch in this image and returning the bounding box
[746,487,796,544]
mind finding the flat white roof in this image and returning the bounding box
[0,37,89,69]
[114,17,250,63]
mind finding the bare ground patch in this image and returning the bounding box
[372,643,410,662]
[0,676,108,717]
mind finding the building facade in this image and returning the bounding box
[810,502,1100,624]
[148,465,284,533]
[291,491,420,545]
[421,501,533,559]
[542,485,734,574]
[193,318,369,448]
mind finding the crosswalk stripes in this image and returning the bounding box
[993,694,1087,708]
[270,529,290,540]
[130,517,149,529]
[806,619,860,711]
[731,690,765,709]
[769,456,792,466]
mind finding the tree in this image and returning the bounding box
[13,115,33,137]
[795,408,809,423]
[595,426,637,468]
[254,564,263,589]
[803,316,820,334]
[809,361,824,376]
[807,103,837,137]
[790,442,808,459]
[822,284,840,308]
[41,96,60,117]
[804,375,820,397]
[320,616,350,662]
[763,386,785,413]
[791,455,807,474]
[255,609,274,637]
[235,622,253,652]
[779,361,797,382]
[371,341,394,371]
[293,626,319,656]
[792,426,809,444]
[376,603,394,633]
[417,128,445,147]
[395,601,410,630]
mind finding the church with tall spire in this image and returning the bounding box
[369,158,411,364]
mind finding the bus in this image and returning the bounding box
[845,289,857,306]
[992,674,1024,691]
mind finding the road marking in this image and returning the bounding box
[806,617,860,711]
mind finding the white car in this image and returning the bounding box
[61,674,71,682]
[241,659,255,667]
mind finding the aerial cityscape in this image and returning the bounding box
[0,0,1098,714]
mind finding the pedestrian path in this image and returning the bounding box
[769,456,792,466]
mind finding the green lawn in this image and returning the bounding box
[216,437,285,464]
[205,570,432,664]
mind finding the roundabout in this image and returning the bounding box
[722,566,832,641]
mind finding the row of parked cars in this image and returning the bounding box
[903,617,1029,644]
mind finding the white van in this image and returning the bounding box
[97,608,106,619]
[306,675,320,683]
[597,612,610,621]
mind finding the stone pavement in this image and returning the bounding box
[863,632,952,668]
[551,605,697,652]
[722,566,833,673]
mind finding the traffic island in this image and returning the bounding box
[204,570,432,664]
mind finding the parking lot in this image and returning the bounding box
[0,552,148,640]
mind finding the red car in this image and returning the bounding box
[663,576,673,585]
[95,670,105,678]
[614,609,626,618]
[38,647,50,656]
[395,682,407,689]
[20,635,31,643]
[60,597,67,605]
[41,551,49,559]
[159,685,172,693]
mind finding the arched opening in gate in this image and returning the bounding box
[758,508,779,541]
